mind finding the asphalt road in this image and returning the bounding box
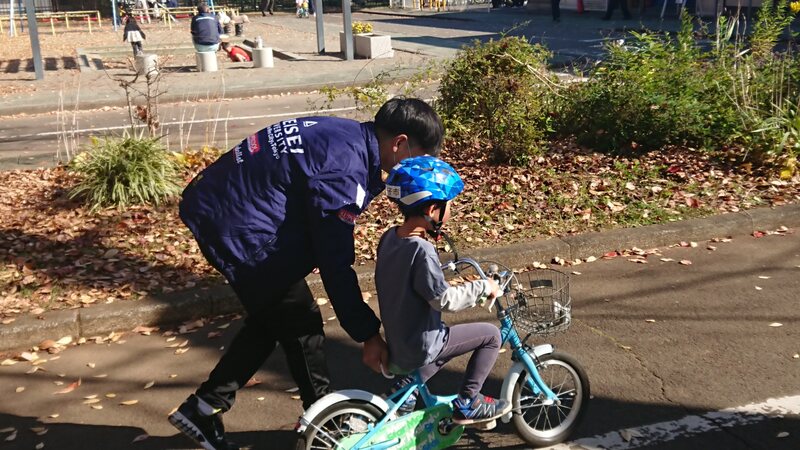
[0,230,798,449]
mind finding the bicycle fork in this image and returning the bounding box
[499,313,559,404]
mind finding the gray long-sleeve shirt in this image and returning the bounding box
[375,227,492,372]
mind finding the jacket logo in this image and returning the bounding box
[337,209,358,225]
[247,134,261,155]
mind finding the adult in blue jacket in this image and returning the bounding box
[168,98,445,450]
[190,3,222,52]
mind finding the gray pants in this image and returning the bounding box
[417,322,501,399]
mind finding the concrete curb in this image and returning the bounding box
[1,203,797,351]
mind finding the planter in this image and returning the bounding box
[339,32,394,59]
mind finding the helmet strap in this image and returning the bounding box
[423,202,447,240]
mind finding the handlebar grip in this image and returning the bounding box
[380,363,395,379]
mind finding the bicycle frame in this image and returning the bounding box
[331,256,560,450]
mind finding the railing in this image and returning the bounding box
[126,6,240,29]
[0,10,101,35]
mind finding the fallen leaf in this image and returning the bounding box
[0,427,14,433]
[132,434,149,443]
[48,414,59,418]
[679,260,692,265]
[105,393,117,398]
[770,323,783,327]
[20,352,38,361]
[54,379,81,395]
[36,442,44,449]
[257,397,265,401]
[755,286,763,290]
[56,336,72,346]
[572,271,582,275]
[93,374,108,378]
[584,256,597,263]
[245,378,261,388]
[91,405,103,410]
[792,354,799,359]
[758,276,771,279]
[26,366,43,374]
[620,429,642,442]
[753,231,765,238]
[362,292,372,302]
[15,386,25,393]
[165,336,177,343]
[174,347,189,355]
[689,241,698,248]
[83,399,100,405]
[4,431,16,442]
[316,298,328,306]
[291,395,301,400]
[707,245,717,251]
[1,359,17,366]
[87,363,96,369]
[83,394,98,399]
[207,331,223,339]
[31,427,48,436]
[120,400,139,406]
[1,318,15,325]
[777,432,789,438]
[620,345,632,350]
[660,258,674,262]
[144,381,155,390]
[169,374,178,378]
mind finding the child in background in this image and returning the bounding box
[375,156,511,425]
[123,15,146,56]
[296,0,309,18]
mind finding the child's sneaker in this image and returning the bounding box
[451,393,511,425]
[168,394,239,450]
[389,378,418,416]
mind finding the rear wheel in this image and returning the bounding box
[511,352,590,447]
[295,401,384,450]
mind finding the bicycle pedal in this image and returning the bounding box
[472,419,497,430]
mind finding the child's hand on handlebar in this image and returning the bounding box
[477,279,502,309]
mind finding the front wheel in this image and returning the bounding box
[511,352,590,447]
[295,401,384,450]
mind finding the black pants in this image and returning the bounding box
[260,0,274,13]
[603,0,631,18]
[551,0,560,20]
[196,279,332,411]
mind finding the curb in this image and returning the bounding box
[1,203,798,351]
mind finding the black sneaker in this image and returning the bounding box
[451,393,512,425]
[168,395,239,450]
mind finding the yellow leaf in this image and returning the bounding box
[120,400,139,406]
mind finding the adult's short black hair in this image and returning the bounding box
[374,98,443,156]
[198,3,210,13]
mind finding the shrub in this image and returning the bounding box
[438,36,558,165]
[555,13,738,153]
[69,135,183,211]
[352,21,373,34]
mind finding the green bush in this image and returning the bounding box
[556,13,738,152]
[438,36,557,165]
[69,135,183,211]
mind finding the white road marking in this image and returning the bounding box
[547,395,800,450]
[2,105,361,140]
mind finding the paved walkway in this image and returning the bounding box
[0,4,689,116]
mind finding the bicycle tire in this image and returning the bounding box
[295,401,385,450]
[511,352,590,447]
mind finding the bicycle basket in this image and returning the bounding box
[508,268,571,336]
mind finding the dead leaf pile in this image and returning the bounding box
[0,145,797,320]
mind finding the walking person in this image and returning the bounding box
[602,0,631,19]
[552,0,561,21]
[168,98,445,450]
[260,0,274,15]
[122,15,146,56]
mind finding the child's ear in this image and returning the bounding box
[423,202,439,217]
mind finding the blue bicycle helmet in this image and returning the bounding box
[386,156,464,208]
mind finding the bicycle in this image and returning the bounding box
[295,234,590,449]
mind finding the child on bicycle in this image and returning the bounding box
[375,156,511,425]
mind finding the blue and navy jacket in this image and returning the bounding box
[179,117,384,342]
[190,12,222,46]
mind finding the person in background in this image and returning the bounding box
[191,3,223,52]
[122,15,146,56]
[220,37,252,62]
[260,0,274,16]
[602,0,631,20]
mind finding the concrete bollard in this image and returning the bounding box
[195,51,219,72]
[252,47,274,69]
[135,54,159,77]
